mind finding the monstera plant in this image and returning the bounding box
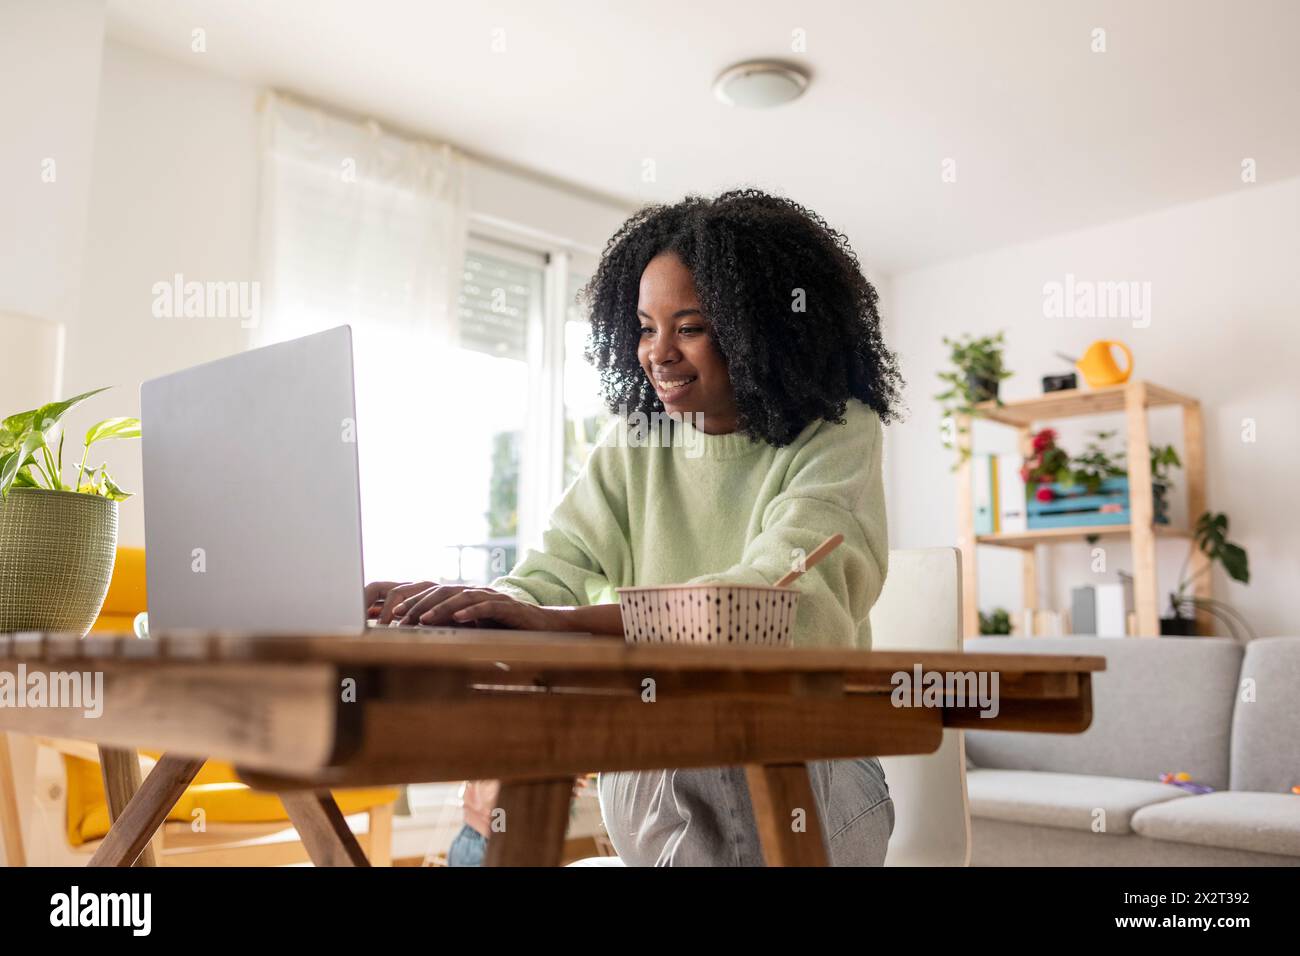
[1161,512,1252,640]
[0,388,140,634]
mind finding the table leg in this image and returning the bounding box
[98,746,162,867]
[281,791,371,867]
[0,733,27,867]
[485,777,573,867]
[745,763,829,867]
[89,753,206,867]
[367,803,393,867]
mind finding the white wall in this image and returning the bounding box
[884,176,1300,637]
[72,40,632,547]
[0,0,108,871]
[67,41,261,548]
[0,0,105,395]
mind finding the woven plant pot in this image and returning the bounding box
[0,488,118,635]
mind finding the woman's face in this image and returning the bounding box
[636,251,739,434]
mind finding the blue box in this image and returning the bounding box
[1026,477,1169,530]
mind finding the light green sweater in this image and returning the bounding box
[490,399,888,648]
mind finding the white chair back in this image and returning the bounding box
[870,548,971,866]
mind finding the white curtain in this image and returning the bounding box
[257,92,472,581]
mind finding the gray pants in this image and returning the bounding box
[597,757,894,866]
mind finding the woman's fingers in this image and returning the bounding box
[401,586,475,625]
[414,588,498,626]
[367,583,524,628]
[450,596,549,630]
[393,585,463,625]
[375,581,435,625]
[450,598,521,627]
[363,581,399,616]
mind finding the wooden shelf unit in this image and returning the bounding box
[956,380,1209,638]
[977,523,1190,550]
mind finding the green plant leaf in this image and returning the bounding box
[1218,543,1249,584]
[0,412,36,440]
[1194,511,1220,551]
[0,431,47,498]
[12,467,39,488]
[77,462,129,501]
[8,387,108,439]
[1190,511,1250,588]
[84,417,141,446]
[35,386,112,430]
[0,451,15,496]
[96,467,132,501]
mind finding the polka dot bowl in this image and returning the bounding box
[615,584,800,648]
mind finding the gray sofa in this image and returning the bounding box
[962,636,1300,866]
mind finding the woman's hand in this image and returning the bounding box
[364,580,567,630]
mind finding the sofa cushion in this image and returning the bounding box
[967,768,1189,834]
[1230,637,1300,793]
[1132,792,1300,857]
[963,637,1240,788]
[972,817,1300,866]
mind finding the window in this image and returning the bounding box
[415,239,545,584]
[363,239,602,586]
[266,232,600,588]
[259,94,609,590]
[359,238,551,585]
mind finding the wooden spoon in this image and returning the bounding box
[774,533,844,588]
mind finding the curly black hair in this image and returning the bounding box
[581,188,904,447]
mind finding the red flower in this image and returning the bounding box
[1032,428,1057,453]
[1036,486,1055,502]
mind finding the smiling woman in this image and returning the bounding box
[635,252,739,433]
[367,188,906,867]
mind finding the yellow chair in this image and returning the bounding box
[54,547,400,865]
[88,546,147,637]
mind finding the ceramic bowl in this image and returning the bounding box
[615,584,800,648]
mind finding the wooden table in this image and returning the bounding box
[0,630,1103,867]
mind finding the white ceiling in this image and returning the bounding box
[106,0,1300,276]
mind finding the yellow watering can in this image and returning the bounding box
[1056,340,1133,388]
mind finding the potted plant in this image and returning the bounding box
[1161,512,1251,639]
[935,331,1013,463]
[1020,427,1070,492]
[1148,443,1180,525]
[0,388,140,634]
[979,607,1012,636]
[1062,430,1127,494]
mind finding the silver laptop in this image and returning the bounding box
[142,326,378,635]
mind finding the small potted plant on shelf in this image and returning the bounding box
[1063,430,1127,494]
[1161,512,1251,639]
[935,331,1013,464]
[979,607,1012,636]
[1148,443,1180,525]
[0,387,140,635]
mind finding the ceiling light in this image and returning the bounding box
[713,60,809,109]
